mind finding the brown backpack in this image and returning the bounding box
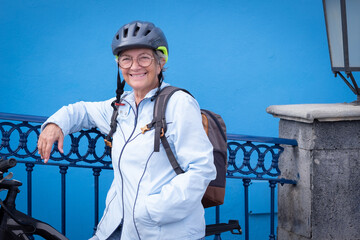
[141,86,228,208]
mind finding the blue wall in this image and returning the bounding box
[0,0,355,239]
[1,0,355,137]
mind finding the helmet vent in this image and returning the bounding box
[133,25,140,36]
[116,34,119,40]
[123,28,128,38]
[144,29,151,36]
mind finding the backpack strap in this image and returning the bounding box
[141,86,192,175]
[160,133,184,175]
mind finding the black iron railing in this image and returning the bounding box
[0,112,297,240]
[217,134,297,240]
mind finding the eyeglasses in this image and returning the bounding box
[116,53,155,69]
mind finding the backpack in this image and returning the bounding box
[105,86,228,208]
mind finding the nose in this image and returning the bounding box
[130,58,141,70]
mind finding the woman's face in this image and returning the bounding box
[119,48,163,96]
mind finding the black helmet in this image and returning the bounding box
[111,20,168,61]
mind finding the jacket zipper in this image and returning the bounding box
[133,152,154,240]
[118,99,144,240]
[132,99,159,240]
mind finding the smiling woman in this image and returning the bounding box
[1,1,349,239]
[37,20,216,240]
[110,21,169,106]
[118,48,165,104]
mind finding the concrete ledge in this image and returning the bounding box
[266,103,360,123]
[272,105,360,240]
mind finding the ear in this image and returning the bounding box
[157,58,166,74]
[160,57,166,69]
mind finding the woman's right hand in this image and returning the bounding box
[37,123,64,163]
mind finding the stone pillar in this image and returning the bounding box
[266,103,360,240]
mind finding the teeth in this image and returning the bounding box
[131,73,146,77]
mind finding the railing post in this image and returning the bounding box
[93,168,102,233]
[269,180,276,240]
[213,205,222,240]
[243,178,251,240]
[25,162,34,217]
[59,166,68,236]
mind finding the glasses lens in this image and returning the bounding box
[118,56,132,68]
[138,54,153,67]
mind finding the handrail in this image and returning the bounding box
[0,112,298,240]
[0,112,48,123]
[0,112,298,147]
[227,133,298,146]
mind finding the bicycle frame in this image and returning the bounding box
[0,158,68,240]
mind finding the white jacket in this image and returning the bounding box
[43,83,216,240]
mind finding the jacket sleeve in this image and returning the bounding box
[145,91,216,224]
[41,98,115,136]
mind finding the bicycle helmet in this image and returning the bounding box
[111,20,168,61]
[111,21,169,105]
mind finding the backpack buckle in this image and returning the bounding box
[141,125,150,134]
[160,128,164,137]
[141,125,164,137]
[104,139,112,148]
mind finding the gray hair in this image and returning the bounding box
[154,50,167,64]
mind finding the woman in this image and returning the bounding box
[37,20,215,240]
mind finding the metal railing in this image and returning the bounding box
[0,112,297,240]
[217,134,297,240]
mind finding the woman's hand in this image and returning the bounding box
[37,123,64,163]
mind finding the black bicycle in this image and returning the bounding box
[0,158,68,240]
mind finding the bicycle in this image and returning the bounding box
[0,158,68,240]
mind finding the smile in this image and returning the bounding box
[130,73,147,78]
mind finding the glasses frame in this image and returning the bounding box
[116,53,155,69]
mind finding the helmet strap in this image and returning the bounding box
[116,66,126,104]
[158,71,164,86]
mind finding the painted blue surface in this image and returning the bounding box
[0,0,355,137]
[0,0,354,239]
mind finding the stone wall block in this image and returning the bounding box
[312,121,360,150]
[311,149,360,239]
[279,119,315,150]
[267,103,360,240]
[278,147,312,238]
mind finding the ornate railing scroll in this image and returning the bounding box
[0,112,298,240]
[215,133,298,240]
[0,112,112,167]
[226,133,297,183]
[0,112,112,236]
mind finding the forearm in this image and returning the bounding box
[42,99,114,136]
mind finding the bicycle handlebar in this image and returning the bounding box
[0,158,17,173]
